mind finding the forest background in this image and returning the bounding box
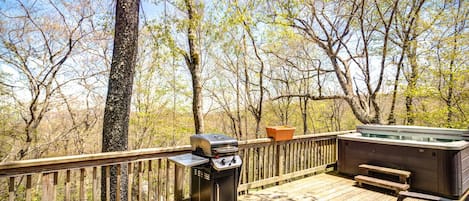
[0,0,467,162]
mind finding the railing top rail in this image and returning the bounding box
[238,130,354,147]
[0,145,192,177]
[0,130,354,177]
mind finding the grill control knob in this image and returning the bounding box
[232,157,236,163]
[221,159,226,165]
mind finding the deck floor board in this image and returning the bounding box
[239,173,425,201]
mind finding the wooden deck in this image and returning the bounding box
[240,172,424,201]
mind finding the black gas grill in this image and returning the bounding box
[190,134,242,201]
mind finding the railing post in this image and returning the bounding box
[42,172,57,201]
[174,164,185,201]
[275,142,284,185]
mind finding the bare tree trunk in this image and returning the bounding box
[300,97,308,134]
[388,62,402,125]
[190,64,204,134]
[101,0,139,200]
[184,0,204,134]
[243,22,264,138]
[445,3,461,126]
[235,62,243,139]
[446,66,454,125]
[405,41,418,125]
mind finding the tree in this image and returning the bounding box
[0,0,95,159]
[430,0,468,127]
[183,0,205,134]
[234,1,266,137]
[273,0,388,124]
[101,0,140,200]
[400,0,427,125]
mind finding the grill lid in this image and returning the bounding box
[190,134,238,157]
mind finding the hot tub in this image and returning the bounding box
[338,125,469,199]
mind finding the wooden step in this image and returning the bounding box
[355,175,409,193]
[359,164,411,183]
[397,191,454,201]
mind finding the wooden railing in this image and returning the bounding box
[0,130,353,201]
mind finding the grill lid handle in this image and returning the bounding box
[213,146,238,154]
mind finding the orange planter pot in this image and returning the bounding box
[266,126,296,141]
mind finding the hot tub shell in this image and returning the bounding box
[338,125,469,199]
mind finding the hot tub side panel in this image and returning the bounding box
[456,146,469,196]
[338,139,464,198]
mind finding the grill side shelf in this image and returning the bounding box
[168,153,209,167]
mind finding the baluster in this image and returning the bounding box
[80,168,86,201]
[8,177,14,201]
[317,140,320,165]
[291,142,295,173]
[65,170,71,201]
[318,140,323,164]
[165,159,170,201]
[252,147,257,182]
[272,144,276,178]
[298,141,302,172]
[309,140,313,168]
[265,146,268,180]
[242,149,248,184]
[117,164,121,201]
[306,141,309,170]
[299,141,303,171]
[246,148,250,183]
[297,141,300,172]
[266,145,269,180]
[267,144,274,178]
[296,141,300,172]
[256,147,260,182]
[138,161,143,201]
[298,141,304,171]
[148,160,153,201]
[92,167,98,201]
[275,143,284,185]
[293,142,297,173]
[306,141,310,169]
[288,143,292,174]
[317,141,322,165]
[324,140,328,164]
[259,147,262,181]
[290,142,294,173]
[106,166,110,201]
[313,140,316,167]
[319,140,326,165]
[128,163,133,201]
[157,159,161,201]
[334,137,339,162]
[26,175,32,201]
[306,140,309,170]
[309,141,313,168]
[284,144,289,175]
[300,141,304,171]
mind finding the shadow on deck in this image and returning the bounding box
[239,172,424,201]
